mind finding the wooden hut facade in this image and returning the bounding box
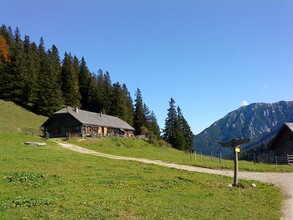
[270,123,293,156]
[42,107,135,138]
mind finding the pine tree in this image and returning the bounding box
[163,98,191,150]
[133,88,146,135]
[148,111,160,137]
[79,56,91,109]
[177,106,194,152]
[122,84,134,126]
[61,52,80,107]
[163,98,177,143]
[110,82,124,117]
[9,27,27,105]
[22,35,40,108]
[87,73,99,112]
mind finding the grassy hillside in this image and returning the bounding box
[0,100,285,219]
[68,137,293,172]
[0,132,282,219]
[0,100,47,132]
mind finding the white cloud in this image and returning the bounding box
[241,100,249,106]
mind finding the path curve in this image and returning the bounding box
[57,142,293,220]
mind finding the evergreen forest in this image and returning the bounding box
[0,25,193,151]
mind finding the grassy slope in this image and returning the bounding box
[0,100,284,218]
[68,137,293,172]
[0,100,47,132]
[0,132,282,219]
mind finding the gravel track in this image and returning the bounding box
[57,142,293,220]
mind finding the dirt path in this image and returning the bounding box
[57,142,293,220]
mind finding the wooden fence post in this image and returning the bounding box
[287,154,289,165]
[200,150,202,162]
[194,150,196,160]
[219,151,222,163]
[275,156,278,165]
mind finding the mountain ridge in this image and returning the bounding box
[194,100,293,157]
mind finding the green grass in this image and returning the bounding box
[0,100,47,132]
[67,137,293,172]
[0,132,283,219]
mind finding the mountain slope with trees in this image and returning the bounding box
[194,101,293,158]
[0,25,161,136]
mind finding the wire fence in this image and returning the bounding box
[256,154,293,165]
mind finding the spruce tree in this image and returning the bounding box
[9,27,26,105]
[79,57,91,109]
[148,111,160,137]
[87,73,99,112]
[133,88,146,135]
[163,98,192,150]
[122,84,134,126]
[61,52,80,107]
[163,98,177,143]
[177,106,194,152]
[22,36,40,108]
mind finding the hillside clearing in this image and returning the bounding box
[0,132,283,219]
[57,141,293,220]
[67,137,293,172]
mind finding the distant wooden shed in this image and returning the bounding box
[270,123,293,156]
[42,107,135,138]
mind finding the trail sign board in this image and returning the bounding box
[218,138,250,186]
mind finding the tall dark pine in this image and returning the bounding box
[96,70,113,113]
[35,37,63,115]
[148,111,160,137]
[134,88,146,135]
[9,27,26,105]
[177,106,194,152]
[22,36,39,108]
[87,73,99,112]
[79,57,91,109]
[122,84,134,126]
[110,82,124,118]
[163,98,187,150]
[163,98,177,143]
[61,52,80,107]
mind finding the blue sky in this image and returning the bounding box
[1,0,292,134]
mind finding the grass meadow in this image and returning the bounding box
[0,132,283,219]
[68,137,293,173]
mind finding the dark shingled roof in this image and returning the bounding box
[55,107,135,131]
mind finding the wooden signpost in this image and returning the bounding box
[218,138,250,186]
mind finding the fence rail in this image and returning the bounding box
[258,154,293,165]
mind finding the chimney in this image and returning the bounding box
[75,107,78,114]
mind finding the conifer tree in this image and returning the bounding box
[163,98,177,143]
[87,73,99,112]
[148,111,160,137]
[61,52,80,107]
[134,88,146,135]
[79,57,91,109]
[177,106,194,152]
[9,27,27,104]
[122,84,134,126]
[163,98,192,150]
[22,36,40,108]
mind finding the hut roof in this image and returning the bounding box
[284,122,293,132]
[54,107,135,131]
